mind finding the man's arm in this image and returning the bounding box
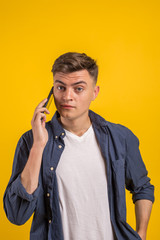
[3,98,50,225]
[21,98,49,194]
[124,127,154,238]
[135,199,153,240]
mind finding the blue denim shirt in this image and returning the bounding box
[3,110,154,240]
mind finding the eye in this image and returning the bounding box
[75,87,83,93]
[57,86,65,91]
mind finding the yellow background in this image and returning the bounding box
[0,0,159,239]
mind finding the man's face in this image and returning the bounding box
[53,69,99,121]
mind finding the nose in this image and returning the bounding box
[63,88,73,101]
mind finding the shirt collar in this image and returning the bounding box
[88,110,108,128]
[50,111,66,139]
[50,110,108,139]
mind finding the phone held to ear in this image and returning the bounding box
[43,86,54,110]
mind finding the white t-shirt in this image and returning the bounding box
[56,125,114,240]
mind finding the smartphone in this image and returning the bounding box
[43,86,54,110]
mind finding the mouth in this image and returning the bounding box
[60,104,75,109]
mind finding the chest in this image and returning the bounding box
[56,128,108,188]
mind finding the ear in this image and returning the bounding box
[92,85,100,101]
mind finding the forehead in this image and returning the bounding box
[53,69,93,84]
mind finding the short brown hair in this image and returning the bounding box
[51,52,98,84]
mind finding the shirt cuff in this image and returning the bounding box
[11,174,40,202]
[133,187,155,204]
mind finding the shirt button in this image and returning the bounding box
[49,220,51,224]
[47,193,50,197]
[58,145,62,149]
[50,167,54,171]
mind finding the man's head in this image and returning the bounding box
[51,52,98,85]
[51,52,99,122]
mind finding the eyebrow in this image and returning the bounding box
[54,80,87,86]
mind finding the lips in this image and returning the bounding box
[60,104,75,109]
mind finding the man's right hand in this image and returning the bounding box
[21,99,50,194]
[31,99,50,149]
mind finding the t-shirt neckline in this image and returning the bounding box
[64,124,93,141]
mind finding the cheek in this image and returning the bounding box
[53,92,61,100]
[53,94,60,105]
[78,94,93,106]
[84,91,94,101]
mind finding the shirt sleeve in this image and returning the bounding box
[124,128,155,204]
[3,131,41,225]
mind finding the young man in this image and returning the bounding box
[4,52,154,240]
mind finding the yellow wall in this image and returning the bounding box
[0,0,159,239]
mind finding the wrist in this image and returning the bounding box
[137,230,146,240]
[32,142,46,151]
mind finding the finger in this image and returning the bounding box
[32,101,49,122]
[35,107,50,115]
[32,108,49,123]
[33,112,46,124]
[36,98,48,109]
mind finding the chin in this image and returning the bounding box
[57,110,73,120]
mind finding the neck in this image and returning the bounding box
[59,113,92,137]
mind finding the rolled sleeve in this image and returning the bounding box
[124,128,155,204]
[3,131,41,225]
[11,174,40,202]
